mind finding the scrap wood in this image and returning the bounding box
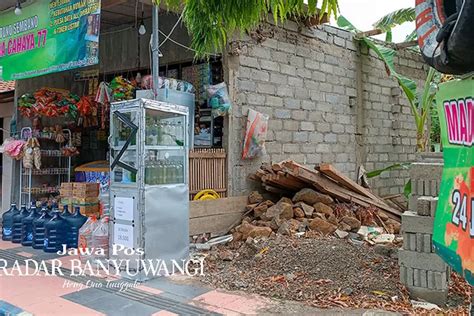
[317,163,388,205]
[280,161,401,220]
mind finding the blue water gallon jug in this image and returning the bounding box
[44,209,68,253]
[61,205,72,219]
[64,207,88,248]
[2,203,19,241]
[12,205,29,243]
[32,207,52,249]
[21,204,41,246]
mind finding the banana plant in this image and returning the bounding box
[151,0,339,57]
[372,8,415,42]
[337,16,440,152]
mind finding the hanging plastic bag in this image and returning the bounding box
[78,216,98,263]
[2,138,25,160]
[242,109,269,159]
[206,82,232,118]
[32,138,41,170]
[91,216,109,262]
[23,138,34,169]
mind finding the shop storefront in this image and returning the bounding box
[2,0,229,209]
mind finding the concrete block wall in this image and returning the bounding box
[224,21,428,196]
[399,159,450,305]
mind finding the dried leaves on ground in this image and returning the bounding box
[200,235,470,314]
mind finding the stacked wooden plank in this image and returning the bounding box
[251,160,403,220]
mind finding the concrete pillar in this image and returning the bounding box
[1,116,12,213]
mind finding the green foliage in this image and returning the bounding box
[337,15,440,152]
[153,0,339,57]
[365,163,411,178]
[372,8,415,33]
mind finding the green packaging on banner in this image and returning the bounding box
[433,78,474,285]
[0,0,101,80]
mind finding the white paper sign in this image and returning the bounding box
[114,197,134,221]
[113,223,134,248]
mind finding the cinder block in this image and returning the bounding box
[398,249,448,272]
[417,196,438,217]
[406,266,414,286]
[401,211,434,234]
[403,233,409,249]
[414,268,421,287]
[409,233,416,251]
[410,162,444,182]
[408,194,418,212]
[430,180,438,197]
[400,266,407,284]
[420,269,428,288]
[427,271,435,288]
[423,234,432,253]
[407,286,448,306]
[417,197,431,216]
[417,180,424,196]
[430,198,438,217]
[434,271,448,290]
[416,233,424,252]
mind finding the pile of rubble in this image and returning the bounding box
[232,188,400,241]
[231,161,401,241]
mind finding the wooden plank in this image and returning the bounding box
[318,163,387,204]
[281,161,402,219]
[190,213,243,236]
[190,196,247,218]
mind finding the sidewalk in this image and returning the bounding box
[0,240,396,315]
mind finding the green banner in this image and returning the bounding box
[433,78,474,285]
[0,0,101,80]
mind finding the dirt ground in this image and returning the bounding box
[199,235,470,314]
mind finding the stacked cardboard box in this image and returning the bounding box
[61,182,100,216]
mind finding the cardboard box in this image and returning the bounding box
[73,182,99,198]
[75,204,100,216]
[73,197,99,205]
[61,182,74,190]
[60,189,74,198]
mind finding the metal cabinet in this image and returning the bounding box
[109,98,189,280]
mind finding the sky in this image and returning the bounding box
[331,0,415,43]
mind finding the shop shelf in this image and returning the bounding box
[40,150,66,157]
[21,186,60,195]
[22,168,69,176]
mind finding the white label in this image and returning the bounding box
[113,223,134,248]
[114,197,134,221]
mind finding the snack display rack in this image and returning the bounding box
[19,127,72,205]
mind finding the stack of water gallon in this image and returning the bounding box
[1,200,108,261]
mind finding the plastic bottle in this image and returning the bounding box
[64,207,87,248]
[21,203,41,246]
[12,205,29,243]
[44,209,68,253]
[78,216,98,263]
[32,207,52,249]
[2,203,19,241]
[91,216,109,262]
[61,205,72,220]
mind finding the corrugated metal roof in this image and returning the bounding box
[0,81,15,93]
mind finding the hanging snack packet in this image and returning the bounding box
[206,82,232,117]
[242,109,269,159]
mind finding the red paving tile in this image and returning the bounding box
[16,251,34,258]
[151,311,179,316]
[136,285,163,296]
[192,290,269,314]
[0,268,102,315]
[0,240,21,250]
